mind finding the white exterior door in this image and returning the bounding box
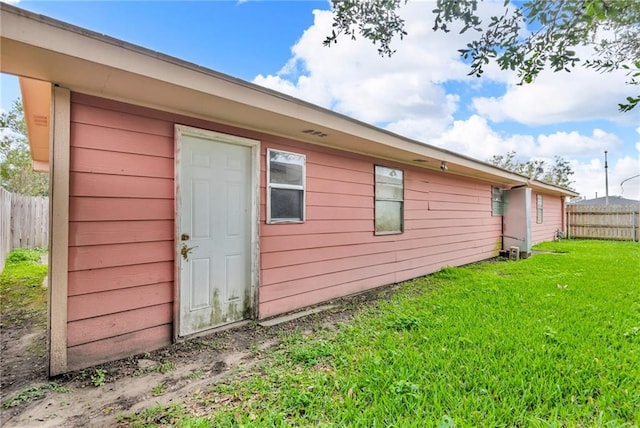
[176,126,257,336]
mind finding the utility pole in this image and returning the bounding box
[604,150,609,206]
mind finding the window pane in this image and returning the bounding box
[269,151,304,186]
[492,187,503,202]
[537,194,543,223]
[375,166,403,185]
[492,200,503,216]
[375,200,402,233]
[491,187,504,216]
[270,188,303,220]
[376,183,403,200]
[375,166,403,200]
[375,166,403,233]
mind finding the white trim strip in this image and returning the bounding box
[49,85,70,376]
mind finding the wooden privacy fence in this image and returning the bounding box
[0,187,49,271]
[567,204,639,242]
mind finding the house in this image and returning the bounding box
[568,196,640,206]
[0,3,578,375]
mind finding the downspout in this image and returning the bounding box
[564,196,569,239]
[604,151,609,206]
[501,209,505,251]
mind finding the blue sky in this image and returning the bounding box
[2,0,639,199]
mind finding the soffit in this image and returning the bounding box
[19,77,50,172]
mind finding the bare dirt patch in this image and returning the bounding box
[1,285,397,427]
[1,314,48,398]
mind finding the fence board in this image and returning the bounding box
[0,187,49,273]
[0,188,11,272]
[567,204,639,241]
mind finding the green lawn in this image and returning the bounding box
[122,240,639,427]
[0,248,47,328]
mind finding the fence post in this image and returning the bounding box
[0,188,12,272]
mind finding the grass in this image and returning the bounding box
[119,240,639,427]
[2,382,70,409]
[0,247,47,328]
[151,384,166,396]
[133,360,176,377]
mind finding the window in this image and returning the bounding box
[267,149,305,223]
[536,194,543,223]
[491,187,504,216]
[375,165,403,234]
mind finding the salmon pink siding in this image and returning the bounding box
[531,192,564,245]
[67,94,176,370]
[259,141,503,318]
[66,94,270,370]
[66,93,508,369]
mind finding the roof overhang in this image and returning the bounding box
[19,77,50,172]
[0,3,578,197]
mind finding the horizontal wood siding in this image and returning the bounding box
[67,94,175,371]
[66,94,512,367]
[67,325,172,370]
[259,141,502,318]
[64,93,273,370]
[531,192,563,244]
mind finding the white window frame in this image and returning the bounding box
[374,165,404,235]
[491,186,504,216]
[267,148,306,224]
[536,194,543,224]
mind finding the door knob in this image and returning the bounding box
[180,244,198,260]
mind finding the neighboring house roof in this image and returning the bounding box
[568,196,640,206]
[0,3,578,197]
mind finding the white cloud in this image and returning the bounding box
[535,129,623,157]
[384,94,459,142]
[572,158,607,199]
[573,155,640,200]
[426,116,622,162]
[253,4,479,125]
[472,55,635,126]
[470,19,639,126]
[426,115,637,198]
[254,1,636,130]
[251,1,637,200]
[614,156,640,198]
[429,115,532,160]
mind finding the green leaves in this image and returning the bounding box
[324,0,408,57]
[619,95,640,112]
[0,99,48,196]
[327,0,640,111]
[488,150,575,190]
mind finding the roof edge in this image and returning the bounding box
[1,3,578,196]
